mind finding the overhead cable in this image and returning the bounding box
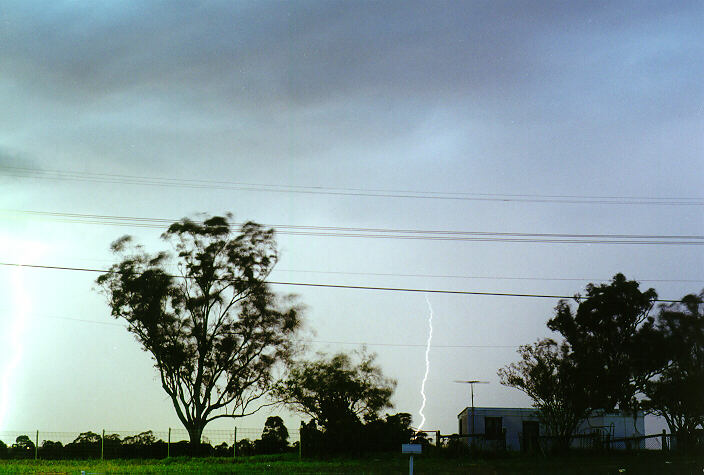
[3,166,703,206]
[0,261,685,303]
[3,209,704,245]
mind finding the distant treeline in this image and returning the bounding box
[0,413,417,459]
[0,429,290,459]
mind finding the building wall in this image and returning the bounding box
[575,411,646,449]
[457,407,645,451]
[577,412,645,438]
[458,407,539,451]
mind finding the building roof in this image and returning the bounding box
[457,407,538,418]
[456,406,644,419]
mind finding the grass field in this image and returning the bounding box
[0,452,702,474]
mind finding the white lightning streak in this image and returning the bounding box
[0,264,30,431]
[417,295,434,432]
[0,238,41,431]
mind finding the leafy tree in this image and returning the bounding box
[274,350,396,434]
[40,440,63,449]
[411,431,432,447]
[101,434,122,459]
[72,431,101,445]
[235,438,254,456]
[363,412,414,451]
[498,339,590,451]
[65,431,101,459]
[12,435,34,455]
[96,214,303,448]
[547,274,660,413]
[213,441,231,457]
[122,430,157,446]
[256,416,289,453]
[643,290,704,446]
[38,439,63,460]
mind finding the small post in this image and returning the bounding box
[101,429,104,460]
[233,427,237,458]
[436,431,441,450]
[168,428,171,458]
[402,444,421,475]
[35,430,38,460]
[661,429,667,451]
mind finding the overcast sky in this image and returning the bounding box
[1,1,702,439]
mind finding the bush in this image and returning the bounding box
[299,412,414,456]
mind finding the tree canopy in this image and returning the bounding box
[547,273,659,413]
[498,338,589,450]
[256,416,289,454]
[501,274,704,452]
[273,349,396,432]
[643,291,704,443]
[96,214,303,447]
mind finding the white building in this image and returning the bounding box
[457,407,645,451]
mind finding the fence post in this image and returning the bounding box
[661,429,667,451]
[233,427,237,458]
[101,429,104,460]
[168,428,171,458]
[298,427,302,459]
[35,430,38,460]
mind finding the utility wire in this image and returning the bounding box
[3,166,703,206]
[4,254,698,284]
[275,269,704,284]
[4,209,704,245]
[0,261,685,303]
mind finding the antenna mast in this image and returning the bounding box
[454,380,489,436]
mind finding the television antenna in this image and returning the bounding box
[454,380,489,435]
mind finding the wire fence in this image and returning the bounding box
[437,431,699,454]
[0,428,300,460]
[1,427,699,460]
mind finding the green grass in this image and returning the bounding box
[0,452,702,474]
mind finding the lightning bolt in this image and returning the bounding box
[417,295,434,432]
[0,263,30,431]
[0,238,41,431]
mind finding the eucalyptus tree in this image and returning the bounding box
[644,291,704,446]
[547,274,660,414]
[498,338,590,450]
[274,350,396,432]
[97,214,303,448]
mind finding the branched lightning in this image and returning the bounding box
[417,295,434,432]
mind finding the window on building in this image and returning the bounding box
[522,420,539,451]
[485,417,503,440]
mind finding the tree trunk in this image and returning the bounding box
[188,423,204,456]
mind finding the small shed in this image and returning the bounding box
[457,407,539,450]
[457,406,645,451]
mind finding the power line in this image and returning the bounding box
[0,261,685,303]
[4,209,704,245]
[3,165,704,206]
[275,269,704,284]
[4,253,699,284]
